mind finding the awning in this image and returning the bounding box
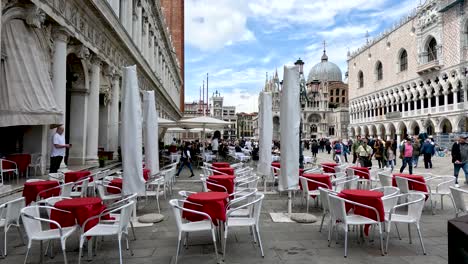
[0,19,62,127]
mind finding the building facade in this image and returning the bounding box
[237,112,257,138]
[211,91,237,139]
[348,0,468,147]
[265,52,350,141]
[0,0,182,174]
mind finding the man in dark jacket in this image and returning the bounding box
[420,138,435,169]
[452,136,468,186]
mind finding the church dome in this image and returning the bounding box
[307,51,343,83]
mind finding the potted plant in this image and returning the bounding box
[99,155,107,168]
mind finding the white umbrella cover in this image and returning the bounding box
[178,116,231,128]
[143,91,159,174]
[121,65,145,195]
[258,92,272,176]
[279,65,300,192]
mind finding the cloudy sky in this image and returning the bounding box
[184,0,421,113]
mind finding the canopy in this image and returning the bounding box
[258,92,273,176]
[0,19,62,126]
[143,91,159,174]
[189,128,213,133]
[167,127,187,133]
[121,65,145,195]
[158,117,176,127]
[279,65,300,192]
[177,116,231,129]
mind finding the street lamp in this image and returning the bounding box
[294,58,307,169]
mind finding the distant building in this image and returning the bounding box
[211,90,237,139]
[237,112,258,138]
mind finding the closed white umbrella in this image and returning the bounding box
[280,65,300,215]
[178,116,231,129]
[258,92,273,191]
[121,65,145,196]
[143,91,159,174]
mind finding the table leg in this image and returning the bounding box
[87,238,93,261]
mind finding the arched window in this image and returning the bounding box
[427,38,438,62]
[376,61,383,80]
[400,49,408,71]
[330,89,334,96]
[341,90,345,96]
[311,125,317,133]
[358,71,364,88]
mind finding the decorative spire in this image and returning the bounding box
[321,40,328,62]
[264,72,269,91]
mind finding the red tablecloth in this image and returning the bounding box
[64,171,92,183]
[392,174,428,193]
[208,175,235,194]
[349,166,370,179]
[300,173,332,191]
[5,154,31,176]
[212,162,230,168]
[321,162,338,173]
[271,162,281,168]
[50,197,107,232]
[213,167,235,175]
[339,189,384,235]
[143,168,150,181]
[182,192,229,224]
[23,180,60,205]
[108,178,123,194]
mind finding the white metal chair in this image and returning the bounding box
[426,176,456,211]
[70,177,90,198]
[449,186,468,217]
[0,159,18,183]
[96,181,123,204]
[225,188,258,217]
[78,200,135,264]
[318,187,338,234]
[48,173,64,183]
[143,174,164,213]
[0,197,25,256]
[378,171,393,187]
[21,205,77,264]
[395,176,434,213]
[169,199,219,264]
[371,186,400,197]
[328,194,384,257]
[299,176,330,213]
[200,176,228,193]
[28,153,42,177]
[332,176,359,192]
[36,182,74,202]
[223,193,265,259]
[178,190,196,198]
[384,193,426,255]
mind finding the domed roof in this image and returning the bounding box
[307,51,343,83]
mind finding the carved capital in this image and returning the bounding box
[89,54,103,67]
[77,45,90,60]
[103,65,115,77]
[52,27,71,43]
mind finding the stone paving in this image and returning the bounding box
[2,151,464,264]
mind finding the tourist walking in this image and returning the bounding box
[175,142,195,177]
[420,138,435,169]
[384,141,396,172]
[211,130,221,155]
[373,139,384,168]
[452,136,468,186]
[352,136,362,164]
[325,140,332,154]
[412,136,421,168]
[334,139,343,163]
[50,125,71,173]
[399,137,414,175]
[356,139,373,168]
[311,140,319,157]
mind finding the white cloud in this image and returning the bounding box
[218,89,259,113]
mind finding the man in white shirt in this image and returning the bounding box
[50,125,71,173]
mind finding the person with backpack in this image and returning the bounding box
[334,139,343,163]
[373,139,385,168]
[420,138,435,169]
[352,136,362,164]
[175,142,195,178]
[399,137,414,175]
[412,136,421,168]
[356,139,373,167]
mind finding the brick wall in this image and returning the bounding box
[161,0,185,112]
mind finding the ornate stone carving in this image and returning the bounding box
[417,0,439,29]
[52,27,71,43]
[25,6,46,28]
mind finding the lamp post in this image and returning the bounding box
[294,58,306,169]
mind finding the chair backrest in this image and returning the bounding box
[378,171,392,187]
[75,177,90,197]
[333,176,358,192]
[30,153,42,165]
[96,182,108,198]
[1,197,25,226]
[429,176,455,194]
[60,182,74,197]
[328,194,347,225]
[21,206,42,237]
[48,172,64,182]
[299,176,310,192]
[318,187,337,212]
[394,177,410,193]
[406,193,426,222]
[178,190,192,198]
[450,187,468,216]
[169,199,184,230]
[371,186,400,197]
[252,193,264,225]
[44,196,71,216]
[117,200,135,233]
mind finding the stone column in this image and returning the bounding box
[109,74,121,156]
[120,0,133,34]
[435,94,439,110]
[428,95,432,113]
[85,56,102,164]
[444,91,448,112]
[136,3,142,50]
[142,17,149,58]
[109,0,120,17]
[454,90,458,107]
[464,86,468,109]
[386,133,391,141]
[396,133,401,148]
[132,11,138,45]
[52,28,70,124]
[149,31,155,71]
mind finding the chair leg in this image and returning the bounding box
[378,224,384,256]
[255,225,264,258]
[395,223,401,240]
[175,232,182,264]
[319,212,326,233]
[211,229,219,263]
[344,228,348,258]
[130,221,137,241]
[449,194,457,217]
[223,227,228,260]
[61,240,68,264]
[23,241,31,264]
[407,224,412,244]
[4,228,7,256]
[441,195,444,210]
[306,197,309,213]
[78,236,85,264]
[118,235,123,264]
[385,221,392,254]
[126,234,134,256]
[430,195,435,215]
[416,224,426,255]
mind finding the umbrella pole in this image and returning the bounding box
[288,190,292,216]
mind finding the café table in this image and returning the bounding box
[338,189,384,236]
[64,171,91,183]
[108,178,123,194]
[23,180,60,205]
[50,197,107,232]
[321,162,338,173]
[348,166,370,179]
[211,162,230,168]
[143,168,150,181]
[392,173,428,193]
[182,192,229,224]
[5,153,31,177]
[271,162,280,168]
[300,173,332,194]
[207,175,235,194]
